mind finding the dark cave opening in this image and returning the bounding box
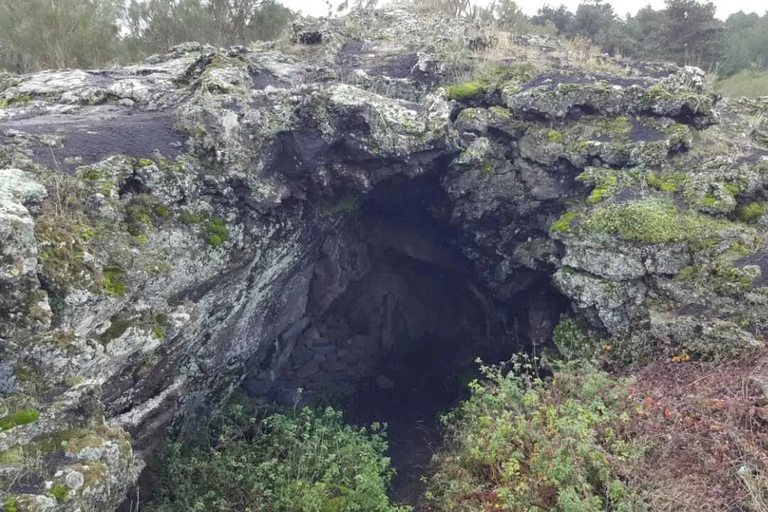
[242,174,570,507]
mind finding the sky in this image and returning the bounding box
[282,0,767,20]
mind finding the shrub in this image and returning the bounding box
[148,406,408,512]
[425,357,645,512]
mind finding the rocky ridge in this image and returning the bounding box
[1,7,768,511]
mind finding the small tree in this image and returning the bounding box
[531,4,574,34]
[568,0,623,54]
[661,0,723,68]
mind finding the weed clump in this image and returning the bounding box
[426,358,644,511]
[149,406,407,512]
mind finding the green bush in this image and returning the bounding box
[148,406,408,512]
[425,357,645,512]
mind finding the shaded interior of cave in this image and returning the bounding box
[242,174,569,506]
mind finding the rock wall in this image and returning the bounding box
[1,6,767,511]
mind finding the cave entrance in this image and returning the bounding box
[243,175,568,507]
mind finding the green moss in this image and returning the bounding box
[50,484,69,502]
[551,212,576,234]
[205,218,230,247]
[0,447,24,465]
[659,181,679,192]
[445,81,485,101]
[102,268,127,296]
[583,198,735,248]
[599,116,632,138]
[552,314,607,360]
[556,83,584,94]
[476,62,539,86]
[546,130,564,143]
[481,161,497,175]
[13,365,38,383]
[0,409,40,431]
[4,498,17,512]
[714,262,754,291]
[488,106,512,119]
[319,195,359,217]
[736,201,767,222]
[154,205,170,218]
[128,206,152,225]
[641,85,675,104]
[674,265,697,281]
[152,313,169,339]
[137,158,154,167]
[179,212,203,224]
[646,172,686,193]
[577,168,620,204]
[589,176,618,204]
[513,121,528,132]
[100,313,132,344]
[0,95,32,109]
[588,188,608,203]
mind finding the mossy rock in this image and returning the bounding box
[445,81,485,102]
[582,198,747,249]
[0,409,40,431]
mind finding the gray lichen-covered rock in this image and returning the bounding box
[1,5,768,511]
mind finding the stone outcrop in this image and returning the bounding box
[1,6,768,511]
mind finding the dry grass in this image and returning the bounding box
[717,70,768,98]
[439,26,624,87]
[625,348,768,511]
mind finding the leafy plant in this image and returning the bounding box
[148,406,409,512]
[425,356,645,512]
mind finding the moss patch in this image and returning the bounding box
[736,201,767,222]
[50,484,69,502]
[0,409,40,431]
[102,268,127,296]
[319,195,359,217]
[445,81,485,101]
[551,212,576,234]
[205,218,230,247]
[583,198,737,248]
[178,212,204,224]
[546,130,564,143]
[99,313,132,344]
[577,167,620,204]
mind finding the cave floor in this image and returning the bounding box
[345,342,484,509]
